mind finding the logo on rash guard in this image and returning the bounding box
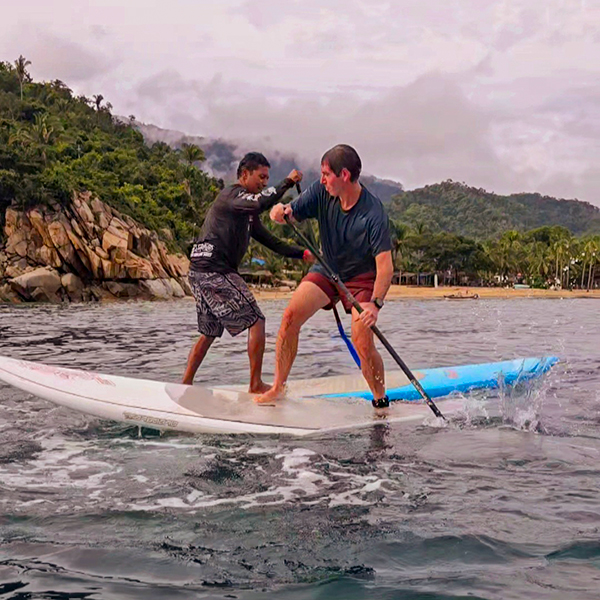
[240,187,276,202]
[191,242,214,258]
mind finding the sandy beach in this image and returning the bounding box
[252,285,600,301]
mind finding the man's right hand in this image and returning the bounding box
[287,169,303,183]
[270,203,294,224]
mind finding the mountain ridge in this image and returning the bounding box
[132,120,600,237]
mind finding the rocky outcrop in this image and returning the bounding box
[0,192,193,303]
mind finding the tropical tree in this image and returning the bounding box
[180,143,205,167]
[92,94,104,111]
[30,112,56,164]
[390,220,410,270]
[14,55,31,100]
[582,237,600,290]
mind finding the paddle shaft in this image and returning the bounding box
[284,213,445,419]
[332,304,361,368]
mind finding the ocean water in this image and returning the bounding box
[0,297,599,599]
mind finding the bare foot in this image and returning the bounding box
[254,386,286,404]
[248,381,271,394]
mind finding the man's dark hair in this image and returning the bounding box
[237,152,271,178]
[321,144,362,182]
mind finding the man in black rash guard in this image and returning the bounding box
[182,152,312,392]
[256,145,393,407]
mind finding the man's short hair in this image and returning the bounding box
[237,152,271,178]
[321,145,362,182]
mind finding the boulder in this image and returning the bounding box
[28,209,54,247]
[148,242,169,278]
[163,253,190,278]
[48,220,89,278]
[30,286,62,304]
[169,278,185,298]
[98,211,111,230]
[178,276,193,296]
[0,283,22,303]
[95,246,110,260]
[5,227,29,258]
[73,193,95,223]
[139,279,172,299]
[132,232,152,257]
[10,267,62,302]
[103,281,141,298]
[61,273,84,302]
[106,217,133,250]
[37,245,62,268]
[70,218,85,238]
[63,228,92,272]
[5,258,29,279]
[91,196,111,217]
[85,247,103,279]
[124,252,154,279]
[47,220,71,248]
[102,229,130,253]
[3,208,20,237]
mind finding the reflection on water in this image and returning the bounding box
[0,298,599,599]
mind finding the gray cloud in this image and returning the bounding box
[8,28,117,83]
[1,0,599,205]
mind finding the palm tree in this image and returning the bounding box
[550,236,571,288]
[180,143,205,167]
[582,238,600,290]
[390,220,410,271]
[27,113,56,164]
[92,94,104,111]
[14,55,31,101]
[526,240,549,283]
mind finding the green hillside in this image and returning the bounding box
[389,180,600,239]
[0,57,219,250]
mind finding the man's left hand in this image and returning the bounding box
[302,250,316,263]
[287,169,303,183]
[358,302,379,327]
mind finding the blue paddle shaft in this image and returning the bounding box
[332,306,361,368]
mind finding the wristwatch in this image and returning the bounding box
[372,297,384,309]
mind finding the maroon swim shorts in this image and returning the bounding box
[303,271,376,314]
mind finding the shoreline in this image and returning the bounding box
[252,285,600,301]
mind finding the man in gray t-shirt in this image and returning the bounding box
[256,145,394,407]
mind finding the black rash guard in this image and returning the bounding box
[190,178,304,274]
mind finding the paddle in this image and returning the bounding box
[283,211,446,420]
[332,305,361,368]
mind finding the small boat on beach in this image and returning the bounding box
[443,291,479,300]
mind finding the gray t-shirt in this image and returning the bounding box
[291,181,392,282]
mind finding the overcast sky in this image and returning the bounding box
[2,0,600,205]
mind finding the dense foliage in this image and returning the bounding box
[389,180,600,239]
[0,58,220,250]
[390,222,600,289]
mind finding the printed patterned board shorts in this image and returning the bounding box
[188,270,265,338]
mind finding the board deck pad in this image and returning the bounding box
[0,355,558,436]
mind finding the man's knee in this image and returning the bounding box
[351,324,375,357]
[249,318,266,335]
[280,306,304,334]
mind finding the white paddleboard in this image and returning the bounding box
[0,356,454,436]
